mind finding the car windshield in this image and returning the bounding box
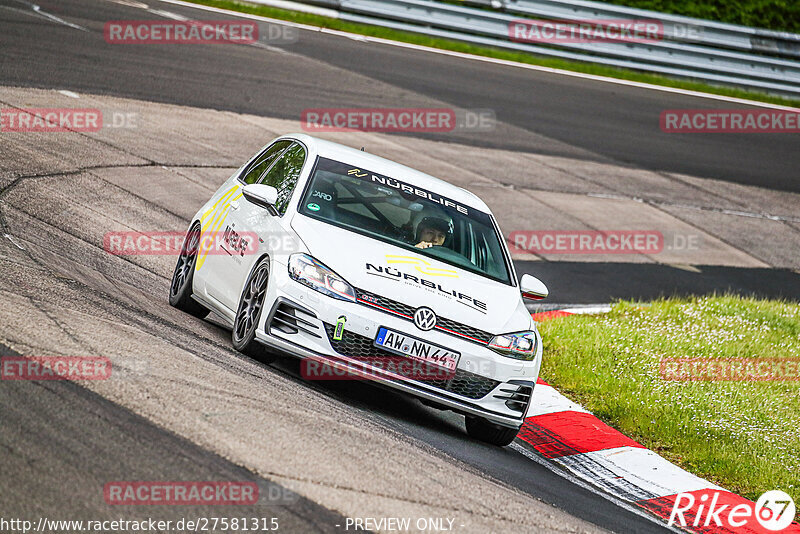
[298,157,512,285]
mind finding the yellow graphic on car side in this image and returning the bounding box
[385,255,458,278]
[195,185,242,270]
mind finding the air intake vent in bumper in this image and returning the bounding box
[268,298,321,338]
[493,381,534,413]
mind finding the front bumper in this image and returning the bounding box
[255,262,541,429]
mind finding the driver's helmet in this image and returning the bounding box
[412,209,454,246]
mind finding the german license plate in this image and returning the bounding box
[374,327,459,372]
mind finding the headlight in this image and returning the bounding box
[488,331,537,360]
[288,254,356,302]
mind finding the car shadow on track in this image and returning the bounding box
[265,354,674,533]
[201,316,672,534]
[202,313,467,437]
[270,354,471,439]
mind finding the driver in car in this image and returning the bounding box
[414,216,452,249]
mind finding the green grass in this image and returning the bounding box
[185,0,800,108]
[537,295,800,504]
[598,0,800,34]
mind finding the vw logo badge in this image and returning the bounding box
[413,307,437,331]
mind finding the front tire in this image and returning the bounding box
[232,258,277,364]
[465,417,519,446]
[169,222,209,319]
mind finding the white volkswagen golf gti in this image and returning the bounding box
[169,134,549,446]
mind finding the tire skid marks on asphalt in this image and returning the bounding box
[552,450,662,504]
[578,448,724,497]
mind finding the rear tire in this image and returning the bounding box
[169,222,209,319]
[465,417,519,446]
[232,258,277,364]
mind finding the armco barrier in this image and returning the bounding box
[251,0,800,96]
[468,0,800,58]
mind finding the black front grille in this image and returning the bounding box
[354,288,493,345]
[323,324,499,400]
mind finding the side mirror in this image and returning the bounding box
[242,184,278,209]
[520,274,548,300]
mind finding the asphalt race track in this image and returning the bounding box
[0,84,673,532]
[3,0,799,303]
[0,341,350,533]
[2,0,798,192]
[1,0,798,532]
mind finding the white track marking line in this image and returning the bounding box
[27,2,88,31]
[3,1,88,31]
[248,0,338,18]
[113,2,290,54]
[147,8,190,20]
[4,234,27,251]
[58,90,81,99]
[150,0,800,111]
[108,0,150,7]
[560,305,613,315]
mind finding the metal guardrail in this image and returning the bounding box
[468,0,800,58]
[253,0,800,96]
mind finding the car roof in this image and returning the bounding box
[281,133,492,214]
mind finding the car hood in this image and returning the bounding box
[291,215,531,335]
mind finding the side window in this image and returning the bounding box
[240,140,292,185]
[260,143,307,215]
